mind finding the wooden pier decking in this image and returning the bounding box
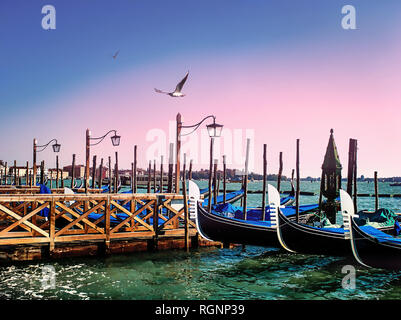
[0,191,222,262]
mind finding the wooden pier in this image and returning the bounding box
[0,191,222,262]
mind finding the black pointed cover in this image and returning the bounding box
[322,129,342,171]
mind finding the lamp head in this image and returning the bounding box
[52,142,61,153]
[111,133,121,146]
[206,121,223,138]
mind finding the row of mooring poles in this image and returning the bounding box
[203,140,299,222]
[0,160,47,186]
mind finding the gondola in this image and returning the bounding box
[389,183,401,187]
[74,178,83,189]
[342,190,401,270]
[190,181,317,247]
[272,192,349,256]
[271,186,399,257]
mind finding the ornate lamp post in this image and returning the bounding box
[179,115,223,211]
[33,138,61,186]
[85,129,120,192]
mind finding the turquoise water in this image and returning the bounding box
[1,181,401,300]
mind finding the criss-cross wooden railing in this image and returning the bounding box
[0,193,195,251]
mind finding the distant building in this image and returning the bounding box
[63,165,85,178]
[91,166,108,180]
[8,166,34,177]
[48,169,69,179]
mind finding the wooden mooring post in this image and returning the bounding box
[223,155,227,204]
[147,160,151,193]
[188,159,193,181]
[108,156,112,193]
[4,162,7,185]
[160,155,164,192]
[374,171,379,211]
[353,139,358,212]
[32,139,37,187]
[153,160,157,193]
[346,139,355,196]
[175,113,182,194]
[25,161,29,186]
[182,153,190,252]
[318,170,324,215]
[98,158,103,189]
[213,159,218,205]
[40,161,45,185]
[208,138,214,213]
[13,160,17,186]
[262,144,267,220]
[133,145,138,193]
[167,143,174,193]
[92,155,97,189]
[71,154,76,188]
[243,138,250,220]
[56,156,59,188]
[295,139,301,222]
[115,151,119,193]
[277,152,283,193]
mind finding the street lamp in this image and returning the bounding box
[33,138,61,186]
[181,115,223,138]
[85,129,121,192]
[177,115,223,211]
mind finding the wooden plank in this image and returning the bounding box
[0,237,50,245]
[55,234,106,243]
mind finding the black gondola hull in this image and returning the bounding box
[278,209,351,256]
[197,204,280,248]
[350,220,401,270]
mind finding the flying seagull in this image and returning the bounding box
[154,71,189,97]
[112,50,120,60]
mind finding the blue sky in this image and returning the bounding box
[1,1,401,176]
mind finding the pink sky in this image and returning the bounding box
[8,35,401,178]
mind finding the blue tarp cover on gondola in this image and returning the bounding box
[38,184,51,217]
[212,202,319,221]
[202,189,244,207]
[359,225,401,245]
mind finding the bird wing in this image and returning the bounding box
[174,71,189,93]
[154,88,169,94]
